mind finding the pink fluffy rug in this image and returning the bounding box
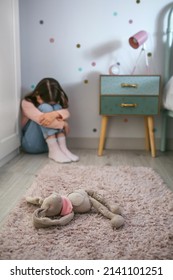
[0,164,173,260]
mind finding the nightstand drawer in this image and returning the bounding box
[101,75,160,96]
[100,96,159,115]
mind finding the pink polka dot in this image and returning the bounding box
[91,62,96,67]
[49,38,55,43]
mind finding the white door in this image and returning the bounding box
[0,0,21,163]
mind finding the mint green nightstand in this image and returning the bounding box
[98,75,161,157]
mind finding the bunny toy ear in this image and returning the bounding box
[32,208,75,228]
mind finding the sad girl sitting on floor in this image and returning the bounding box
[21,77,79,163]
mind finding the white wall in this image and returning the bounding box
[0,0,21,166]
[19,0,173,149]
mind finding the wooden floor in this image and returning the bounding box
[0,149,173,227]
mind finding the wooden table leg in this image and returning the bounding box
[147,116,156,157]
[144,116,150,151]
[98,116,108,156]
[160,109,168,152]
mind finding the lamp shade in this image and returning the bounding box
[129,30,148,49]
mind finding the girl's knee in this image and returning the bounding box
[38,103,53,113]
[53,104,62,110]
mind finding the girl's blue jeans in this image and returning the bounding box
[21,103,63,154]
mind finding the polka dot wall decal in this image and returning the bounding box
[91,62,96,67]
[136,0,141,3]
[147,52,152,57]
[76,44,81,48]
[39,20,44,24]
[93,128,97,132]
[113,12,118,16]
[129,19,133,24]
[49,38,55,43]
[31,84,35,89]
[78,67,83,72]
[84,79,88,84]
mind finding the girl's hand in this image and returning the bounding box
[39,111,62,126]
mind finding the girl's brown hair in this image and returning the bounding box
[24,78,69,108]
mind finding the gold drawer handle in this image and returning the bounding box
[121,83,138,88]
[120,103,137,108]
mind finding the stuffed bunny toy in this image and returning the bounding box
[26,189,124,229]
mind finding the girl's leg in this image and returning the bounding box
[46,135,71,163]
[38,103,60,139]
[52,103,62,110]
[53,103,79,161]
[22,121,70,164]
[38,103,71,163]
[57,133,79,162]
[21,120,48,154]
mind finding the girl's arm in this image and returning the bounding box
[21,99,70,129]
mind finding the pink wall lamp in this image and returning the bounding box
[129,30,149,74]
[129,30,148,49]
